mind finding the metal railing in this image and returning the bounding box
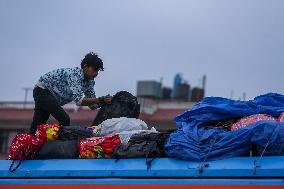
[0,101,35,109]
[0,101,80,110]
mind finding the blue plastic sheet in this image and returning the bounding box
[165,93,284,161]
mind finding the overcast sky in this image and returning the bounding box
[0,0,283,101]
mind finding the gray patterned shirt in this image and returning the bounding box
[37,67,97,109]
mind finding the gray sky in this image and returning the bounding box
[0,0,283,101]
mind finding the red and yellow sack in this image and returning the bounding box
[79,134,121,159]
[36,124,62,145]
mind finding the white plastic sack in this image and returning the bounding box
[98,117,148,136]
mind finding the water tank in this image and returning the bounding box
[161,87,172,100]
[172,74,183,98]
[136,81,162,99]
[173,83,190,101]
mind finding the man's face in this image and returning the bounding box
[83,65,99,80]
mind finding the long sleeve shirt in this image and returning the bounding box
[37,67,98,109]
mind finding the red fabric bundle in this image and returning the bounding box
[8,134,42,172]
[79,134,121,159]
[9,134,41,160]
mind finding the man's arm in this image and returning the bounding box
[67,74,112,108]
[80,96,112,106]
[82,80,112,108]
[80,97,100,106]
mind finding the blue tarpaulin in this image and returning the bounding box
[165,93,284,161]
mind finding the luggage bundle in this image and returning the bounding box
[8,91,172,171]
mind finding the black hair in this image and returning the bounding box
[81,52,104,71]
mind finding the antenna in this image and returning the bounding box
[22,87,33,108]
[230,89,234,99]
[243,92,246,101]
[160,77,164,85]
[202,75,206,96]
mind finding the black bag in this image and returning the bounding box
[58,126,94,141]
[92,91,140,125]
[112,132,170,159]
[36,140,79,159]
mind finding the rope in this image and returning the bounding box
[9,149,23,172]
[197,132,219,173]
[252,125,280,175]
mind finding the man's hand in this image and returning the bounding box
[81,96,112,107]
[103,95,112,104]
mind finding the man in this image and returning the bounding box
[30,52,112,134]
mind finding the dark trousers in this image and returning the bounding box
[29,86,70,134]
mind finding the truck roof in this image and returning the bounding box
[1,157,284,178]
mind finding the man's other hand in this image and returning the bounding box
[104,95,112,104]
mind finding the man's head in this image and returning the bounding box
[81,52,104,80]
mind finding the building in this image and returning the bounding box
[137,73,206,102]
[136,81,162,99]
[191,87,205,102]
[172,73,183,98]
[173,83,191,101]
[161,87,172,100]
